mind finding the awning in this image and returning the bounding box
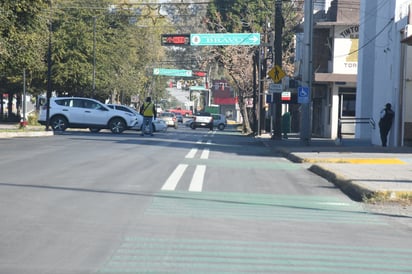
[314,73,357,83]
[401,35,412,46]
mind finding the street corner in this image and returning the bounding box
[308,164,373,202]
[301,157,408,164]
[308,164,412,203]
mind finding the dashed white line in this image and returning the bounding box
[200,148,209,159]
[161,164,188,191]
[186,148,198,159]
[188,165,206,192]
[162,139,212,192]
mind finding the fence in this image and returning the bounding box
[337,117,375,141]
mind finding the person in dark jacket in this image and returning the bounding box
[139,96,157,136]
[379,103,394,147]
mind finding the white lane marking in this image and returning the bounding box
[200,148,209,159]
[189,165,206,192]
[185,148,198,159]
[317,202,351,206]
[161,164,188,191]
[206,139,212,145]
[196,139,202,144]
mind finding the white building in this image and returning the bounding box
[357,0,412,146]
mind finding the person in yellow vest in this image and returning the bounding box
[139,96,157,136]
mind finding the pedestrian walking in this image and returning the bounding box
[379,103,394,147]
[139,96,157,136]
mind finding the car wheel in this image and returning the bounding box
[50,115,68,131]
[109,117,126,134]
[217,124,225,130]
[89,128,101,133]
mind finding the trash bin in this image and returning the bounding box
[281,112,291,139]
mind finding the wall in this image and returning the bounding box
[357,0,412,146]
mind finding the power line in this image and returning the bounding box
[334,17,394,58]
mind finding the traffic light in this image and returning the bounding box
[193,71,207,77]
[161,34,190,46]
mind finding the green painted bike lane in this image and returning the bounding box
[98,137,412,273]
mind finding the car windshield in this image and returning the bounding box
[196,112,211,116]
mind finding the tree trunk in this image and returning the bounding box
[238,95,253,135]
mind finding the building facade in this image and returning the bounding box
[357,0,412,147]
[296,0,361,139]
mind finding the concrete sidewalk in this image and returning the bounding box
[259,134,412,203]
[0,123,53,138]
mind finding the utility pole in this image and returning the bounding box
[252,50,258,135]
[92,16,96,98]
[46,0,52,131]
[300,0,314,144]
[271,0,283,140]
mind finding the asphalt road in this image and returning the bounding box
[1,126,412,273]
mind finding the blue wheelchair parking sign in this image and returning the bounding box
[298,87,310,104]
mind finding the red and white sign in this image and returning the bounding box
[281,91,291,101]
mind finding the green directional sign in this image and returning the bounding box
[190,33,260,46]
[153,68,192,77]
[189,86,207,91]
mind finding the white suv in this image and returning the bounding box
[38,97,138,133]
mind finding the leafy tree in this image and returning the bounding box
[202,0,271,134]
[50,0,168,104]
[0,0,49,119]
[203,0,301,134]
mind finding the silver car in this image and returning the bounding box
[159,112,178,129]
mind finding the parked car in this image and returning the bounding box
[107,104,167,132]
[38,97,138,133]
[159,112,178,129]
[191,112,214,130]
[212,114,227,130]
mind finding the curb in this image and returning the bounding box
[308,164,373,202]
[273,145,412,203]
[0,131,54,138]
